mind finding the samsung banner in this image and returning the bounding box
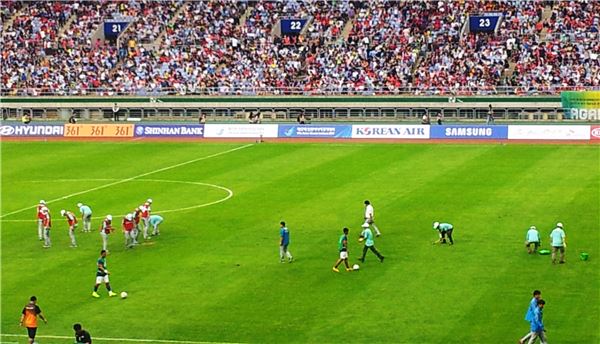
[278,125,352,138]
[430,125,508,139]
[508,125,590,140]
[352,125,429,139]
[0,124,64,137]
[134,124,204,137]
[204,124,278,138]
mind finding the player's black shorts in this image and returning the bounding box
[27,327,37,339]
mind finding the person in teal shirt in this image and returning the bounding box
[77,203,93,232]
[550,222,566,264]
[358,223,384,263]
[433,222,454,245]
[149,215,163,236]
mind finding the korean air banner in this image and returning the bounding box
[430,125,508,139]
[278,125,352,138]
[134,124,204,137]
[0,124,64,137]
[352,125,429,139]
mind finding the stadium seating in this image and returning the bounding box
[1,0,598,96]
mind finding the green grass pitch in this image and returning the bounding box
[1,141,599,344]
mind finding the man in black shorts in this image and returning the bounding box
[20,296,47,344]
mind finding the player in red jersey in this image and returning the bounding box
[60,209,78,247]
[122,213,137,248]
[41,207,52,248]
[36,200,46,241]
[132,207,142,241]
[140,198,152,239]
[100,215,113,252]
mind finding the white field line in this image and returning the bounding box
[0,333,241,344]
[1,179,233,222]
[0,144,252,219]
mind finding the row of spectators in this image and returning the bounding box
[1,0,599,96]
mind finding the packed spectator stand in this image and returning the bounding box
[1,0,599,96]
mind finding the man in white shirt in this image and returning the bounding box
[525,225,540,254]
[550,222,566,264]
[364,200,381,237]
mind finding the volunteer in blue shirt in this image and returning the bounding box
[550,222,566,264]
[525,226,540,254]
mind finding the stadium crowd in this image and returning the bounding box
[1,0,599,96]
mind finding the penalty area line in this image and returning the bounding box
[0,333,240,344]
[0,144,253,219]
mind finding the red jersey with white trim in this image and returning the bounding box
[37,204,46,220]
[100,219,112,234]
[141,203,151,219]
[133,209,142,225]
[122,218,135,231]
[65,211,78,226]
[42,211,51,228]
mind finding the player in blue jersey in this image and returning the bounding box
[519,290,542,344]
[279,221,293,263]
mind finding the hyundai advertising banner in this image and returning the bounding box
[352,125,429,139]
[134,124,204,137]
[0,124,64,137]
[204,124,278,138]
[278,125,352,138]
[508,125,590,140]
[430,125,508,139]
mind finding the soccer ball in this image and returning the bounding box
[120,291,128,299]
[353,264,360,270]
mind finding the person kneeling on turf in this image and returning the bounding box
[525,225,540,254]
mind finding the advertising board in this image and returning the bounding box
[430,125,508,139]
[204,124,279,138]
[278,125,352,138]
[351,125,429,139]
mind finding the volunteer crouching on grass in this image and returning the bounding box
[525,225,540,254]
[433,221,454,245]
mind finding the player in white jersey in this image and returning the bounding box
[36,200,46,240]
[140,198,152,239]
[99,215,113,252]
[364,200,381,236]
